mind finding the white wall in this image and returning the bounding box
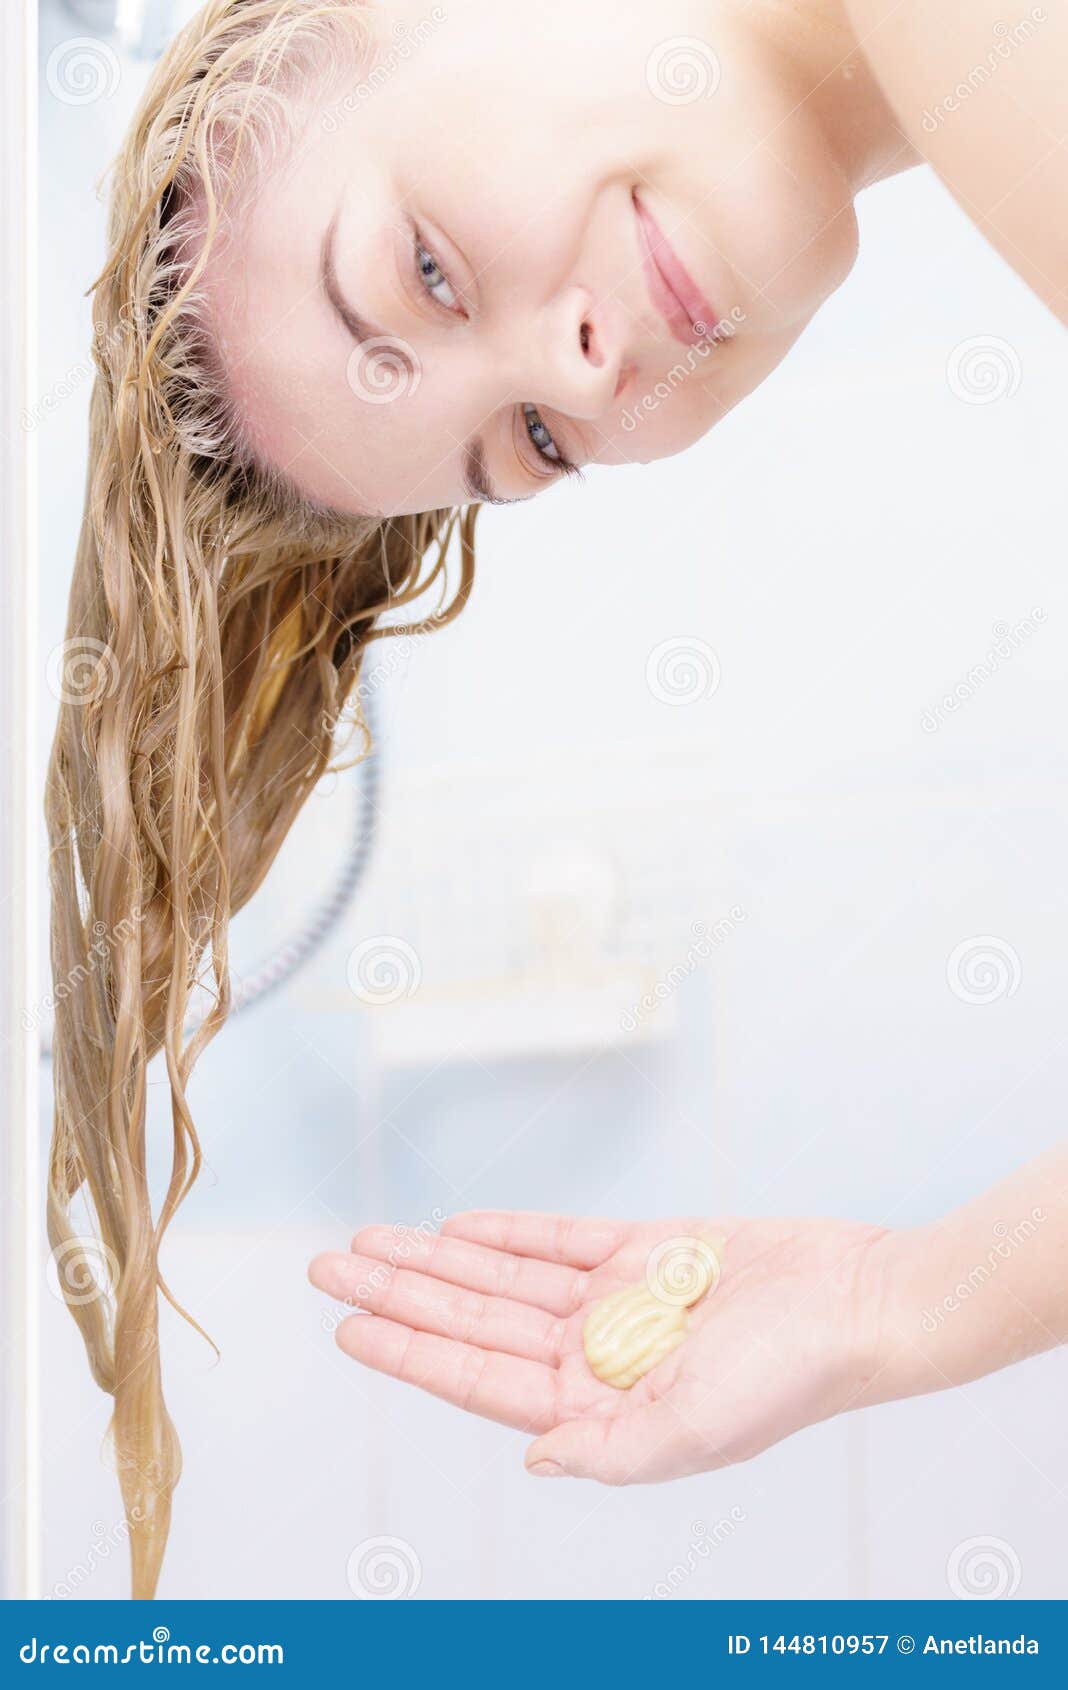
[2,0,39,1606]
[35,0,1068,1600]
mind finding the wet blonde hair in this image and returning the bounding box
[45,0,475,1599]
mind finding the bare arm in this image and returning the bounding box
[847,0,1068,323]
[868,1143,1068,1403]
[308,1144,1067,1485]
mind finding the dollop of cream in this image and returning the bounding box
[583,1235,722,1390]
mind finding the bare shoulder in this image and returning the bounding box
[845,0,1068,322]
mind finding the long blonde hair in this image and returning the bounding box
[45,0,475,1599]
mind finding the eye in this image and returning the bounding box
[522,402,562,465]
[518,403,585,486]
[414,234,460,312]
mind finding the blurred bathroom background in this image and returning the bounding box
[34,0,1068,1599]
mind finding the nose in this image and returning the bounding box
[501,286,626,419]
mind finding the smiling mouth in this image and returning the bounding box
[632,190,720,346]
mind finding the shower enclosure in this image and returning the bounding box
[17,0,1068,1602]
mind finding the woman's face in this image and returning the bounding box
[207,0,859,515]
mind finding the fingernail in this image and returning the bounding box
[527,1460,566,1478]
[318,1252,360,1300]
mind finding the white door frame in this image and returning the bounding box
[1,0,40,1603]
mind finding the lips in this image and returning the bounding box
[633,190,720,346]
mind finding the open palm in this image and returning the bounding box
[309,1209,890,1483]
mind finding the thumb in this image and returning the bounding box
[525,1403,684,1486]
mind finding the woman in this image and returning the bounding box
[47,0,1065,1598]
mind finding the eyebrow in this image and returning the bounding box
[462,437,532,507]
[322,211,388,345]
[322,211,532,510]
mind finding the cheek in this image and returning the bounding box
[712,127,858,324]
[765,195,859,322]
[605,376,723,462]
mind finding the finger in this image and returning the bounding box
[525,1402,713,1485]
[442,1210,625,1269]
[349,1224,587,1317]
[310,1251,566,1365]
[336,1313,559,1433]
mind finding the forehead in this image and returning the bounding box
[197,76,501,514]
[191,0,622,517]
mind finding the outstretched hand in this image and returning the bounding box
[309,1210,893,1484]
